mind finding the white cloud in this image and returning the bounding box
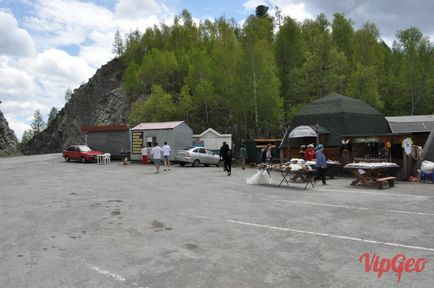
[1,0,177,139]
[271,1,313,22]
[0,11,35,57]
[0,59,37,100]
[115,0,163,19]
[243,0,268,11]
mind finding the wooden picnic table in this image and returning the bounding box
[344,162,399,187]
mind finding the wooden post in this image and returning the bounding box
[402,149,407,180]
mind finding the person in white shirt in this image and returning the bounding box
[162,141,171,171]
[151,142,163,173]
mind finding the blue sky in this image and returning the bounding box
[1,0,434,140]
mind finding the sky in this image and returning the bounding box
[1,0,434,140]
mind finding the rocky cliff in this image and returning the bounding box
[0,106,17,154]
[22,58,130,154]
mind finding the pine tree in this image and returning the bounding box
[47,107,58,126]
[112,30,124,56]
[31,110,46,134]
[64,88,72,102]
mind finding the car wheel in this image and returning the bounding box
[180,162,185,166]
[65,156,70,162]
[81,157,86,163]
[193,159,200,167]
[216,161,221,167]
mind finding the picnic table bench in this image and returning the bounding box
[344,162,399,189]
[376,176,396,189]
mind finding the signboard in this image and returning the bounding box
[131,132,143,154]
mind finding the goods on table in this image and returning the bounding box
[421,160,434,173]
[305,160,340,166]
[344,162,399,169]
[270,162,312,172]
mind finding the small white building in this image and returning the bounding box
[193,128,232,153]
[130,121,193,161]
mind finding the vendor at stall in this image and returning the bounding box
[304,144,315,161]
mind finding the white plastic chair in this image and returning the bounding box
[96,154,104,165]
[103,153,111,164]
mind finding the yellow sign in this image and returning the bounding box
[132,132,143,154]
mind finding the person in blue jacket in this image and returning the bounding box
[315,144,327,185]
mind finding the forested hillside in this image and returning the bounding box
[117,7,434,143]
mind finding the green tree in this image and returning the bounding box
[112,30,124,56]
[179,85,194,122]
[31,109,46,134]
[21,129,33,145]
[395,27,433,114]
[255,5,269,18]
[275,16,304,122]
[128,85,176,126]
[64,88,72,102]
[47,107,58,126]
[241,15,282,137]
[300,14,347,99]
[139,48,179,93]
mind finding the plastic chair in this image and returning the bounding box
[103,153,111,164]
[420,171,434,183]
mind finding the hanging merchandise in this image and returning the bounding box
[401,137,413,156]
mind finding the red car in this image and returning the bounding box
[63,145,103,163]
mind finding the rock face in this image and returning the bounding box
[0,107,17,154]
[22,58,130,155]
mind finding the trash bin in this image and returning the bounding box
[142,155,148,165]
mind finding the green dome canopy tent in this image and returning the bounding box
[280,93,390,149]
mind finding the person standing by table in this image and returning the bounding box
[162,141,171,171]
[239,144,248,170]
[261,143,272,164]
[141,144,149,165]
[304,144,315,161]
[315,144,327,185]
[151,142,163,173]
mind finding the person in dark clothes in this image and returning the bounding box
[315,144,327,185]
[220,142,228,171]
[224,146,232,176]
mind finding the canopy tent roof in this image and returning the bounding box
[423,128,434,162]
[386,115,434,133]
[131,121,184,131]
[288,125,317,138]
[281,93,390,147]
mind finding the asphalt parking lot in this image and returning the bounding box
[1,154,433,287]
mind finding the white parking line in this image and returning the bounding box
[277,200,434,216]
[181,213,434,252]
[86,263,147,288]
[315,188,429,198]
[86,263,126,282]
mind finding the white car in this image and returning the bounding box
[175,147,221,167]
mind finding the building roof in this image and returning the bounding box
[81,124,129,132]
[386,115,434,133]
[284,93,390,147]
[193,128,231,138]
[131,121,184,131]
